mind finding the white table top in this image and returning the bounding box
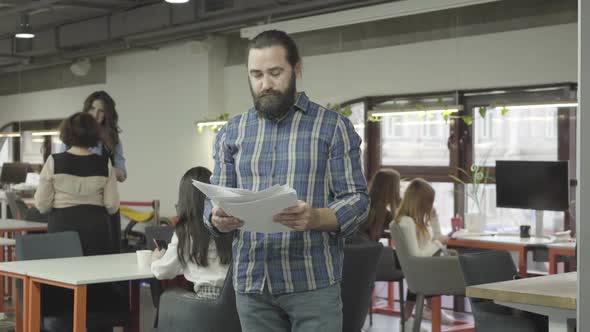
[451,234,554,246]
[0,253,153,285]
[0,219,47,231]
[467,272,577,310]
[0,238,15,246]
[547,241,576,249]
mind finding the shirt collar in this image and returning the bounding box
[293,92,310,113]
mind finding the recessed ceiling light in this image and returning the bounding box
[165,0,190,3]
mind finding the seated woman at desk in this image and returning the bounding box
[151,166,232,299]
[392,178,455,331]
[359,168,401,241]
[34,112,119,256]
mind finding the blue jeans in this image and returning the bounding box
[235,283,342,332]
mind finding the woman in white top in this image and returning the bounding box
[151,167,232,299]
[392,178,453,332]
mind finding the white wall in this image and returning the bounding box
[0,23,578,217]
[225,23,578,112]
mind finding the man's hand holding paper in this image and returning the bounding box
[211,207,244,233]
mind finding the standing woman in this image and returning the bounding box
[35,112,119,255]
[60,91,127,252]
[83,91,126,253]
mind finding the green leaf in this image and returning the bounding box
[342,106,352,117]
[437,97,443,104]
[367,115,381,122]
[501,107,509,116]
[479,106,487,119]
[428,112,435,119]
[461,115,473,125]
[443,114,450,122]
[417,112,426,119]
[415,104,425,110]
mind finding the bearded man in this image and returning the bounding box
[204,29,369,332]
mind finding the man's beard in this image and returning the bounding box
[251,75,296,122]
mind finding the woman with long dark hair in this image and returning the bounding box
[359,169,402,241]
[151,166,232,299]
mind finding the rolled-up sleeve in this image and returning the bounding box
[34,156,55,214]
[113,142,127,180]
[203,125,237,236]
[327,115,369,238]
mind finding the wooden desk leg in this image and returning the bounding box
[14,278,21,332]
[130,280,140,332]
[73,285,87,332]
[549,250,558,274]
[0,246,4,313]
[518,249,528,278]
[19,277,28,332]
[28,278,41,332]
[431,296,442,332]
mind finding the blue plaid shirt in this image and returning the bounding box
[204,92,369,295]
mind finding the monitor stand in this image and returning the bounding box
[535,210,544,237]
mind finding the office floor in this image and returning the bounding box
[0,284,473,332]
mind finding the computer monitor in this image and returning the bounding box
[496,160,569,236]
[496,160,569,211]
[0,162,30,185]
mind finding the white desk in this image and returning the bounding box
[0,219,47,233]
[547,242,576,274]
[467,272,576,332]
[0,253,151,332]
[448,234,554,277]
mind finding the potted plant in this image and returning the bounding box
[449,163,491,232]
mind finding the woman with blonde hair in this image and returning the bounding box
[360,169,402,241]
[392,178,452,331]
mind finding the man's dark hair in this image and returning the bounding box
[59,112,100,148]
[247,30,301,68]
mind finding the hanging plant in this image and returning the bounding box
[326,103,353,117]
[196,113,230,134]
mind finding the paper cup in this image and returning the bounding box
[136,250,152,269]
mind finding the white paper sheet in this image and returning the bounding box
[192,180,297,233]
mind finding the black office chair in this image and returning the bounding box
[145,225,175,328]
[459,250,547,332]
[156,264,241,332]
[15,232,131,332]
[6,192,28,220]
[369,246,406,328]
[341,240,382,332]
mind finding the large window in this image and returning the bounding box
[381,112,451,166]
[474,106,559,166]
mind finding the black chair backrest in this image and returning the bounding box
[145,225,175,250]
[341,241,382,332]
[16,231,83,260]
[157,263,241,332]
[6,192,27,220]
[458,250,517,286]
[375,246,404,281]
[458,250,517,309]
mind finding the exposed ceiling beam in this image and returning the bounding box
[0,0,63,17]
[0,53,29,59]
[69,0,140,6]
[57,2,117,12]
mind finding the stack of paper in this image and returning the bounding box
[192,180,297,233]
